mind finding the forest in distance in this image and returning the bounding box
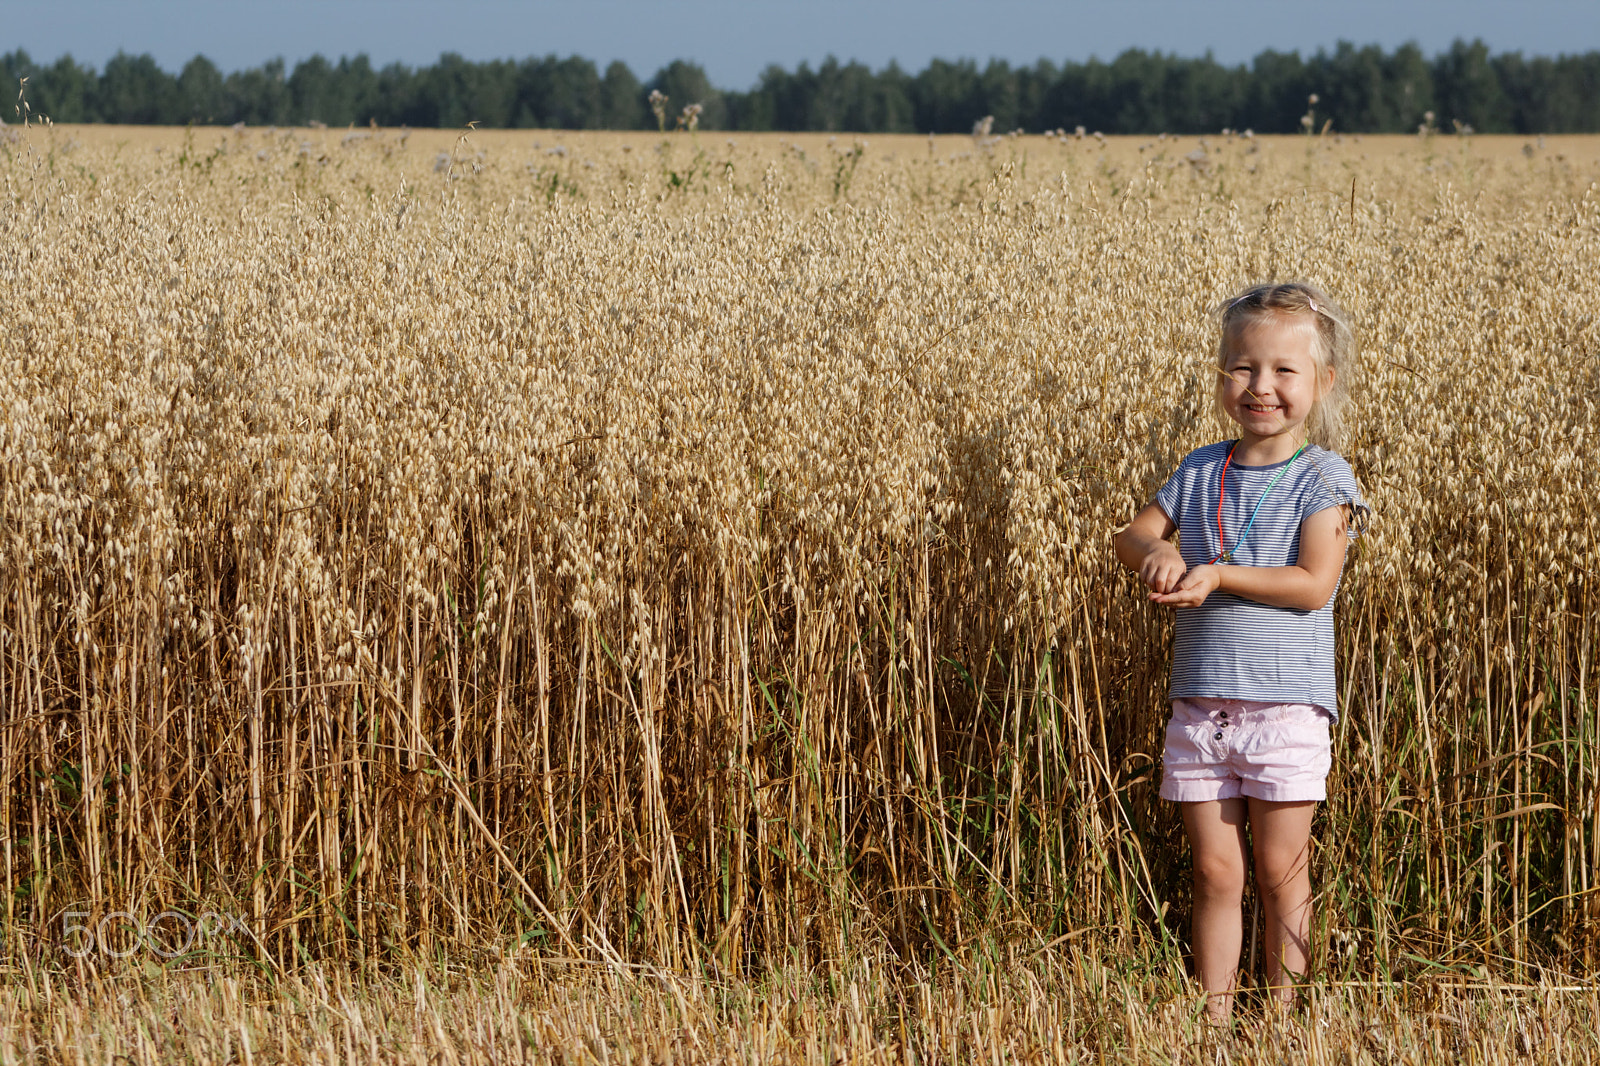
[3,37,1599,134]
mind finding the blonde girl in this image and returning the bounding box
[1113,281,1369,1022]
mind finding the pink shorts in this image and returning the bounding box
[1159,697,1332,803]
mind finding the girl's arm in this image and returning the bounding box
[1151,505,1351,611]
[1113,503,1186,595]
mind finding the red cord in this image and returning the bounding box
[1212,443,1236,564]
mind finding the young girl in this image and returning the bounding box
[1113,281,1368,1022]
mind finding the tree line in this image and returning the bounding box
[3,39,1597,134]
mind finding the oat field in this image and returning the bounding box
[1,122,1599,1063]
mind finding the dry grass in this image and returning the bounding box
[1,122,1598,1057]
[6,954,1600,1064]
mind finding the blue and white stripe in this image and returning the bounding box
[1154,441,1368,719]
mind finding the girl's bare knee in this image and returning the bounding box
[1252,845,1309,898]
[1192,854,1247,902]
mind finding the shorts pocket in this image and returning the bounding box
[1236,708,1331,781]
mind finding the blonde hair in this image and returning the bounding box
[1216,280,1357,451]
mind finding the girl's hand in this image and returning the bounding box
[1138,544,1187,595]
[1151,564,1221,608]
[1115,503,1184,592]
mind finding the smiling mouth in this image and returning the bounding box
[1244,403,1281,413]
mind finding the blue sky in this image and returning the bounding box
[5,0,1598,88]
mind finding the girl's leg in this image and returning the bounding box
[1181,799,1249,1021]
[1247,798,1317,1006]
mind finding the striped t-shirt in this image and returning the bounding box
[1154,441,1368,718]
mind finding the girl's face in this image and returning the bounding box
[1218,314,1330,455]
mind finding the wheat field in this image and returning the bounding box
[1,121,1598,1062]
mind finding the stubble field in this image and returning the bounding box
[1,121,1599,1063]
